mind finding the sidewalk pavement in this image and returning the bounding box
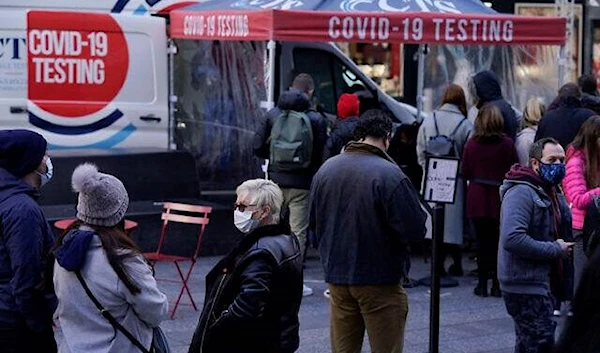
[156,252,564,353]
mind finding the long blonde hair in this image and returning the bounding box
[521,97,546,129]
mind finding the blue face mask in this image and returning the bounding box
[538,161,566,186]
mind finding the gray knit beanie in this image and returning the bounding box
[72,163,129,227]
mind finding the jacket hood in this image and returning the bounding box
[277,89,311,111]
[54,229,95,272]
[0,167,38,204]
[500,164,549,200]
[473,71,503,103]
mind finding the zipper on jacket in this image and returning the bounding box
[199,269,228,353]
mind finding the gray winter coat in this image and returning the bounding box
[515,126,537,166]
[417,103,473,245]
[54,229,168,353]
[498,179,569,295]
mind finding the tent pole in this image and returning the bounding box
[558,44,566,89]
[267,40,277,109]
[416,44,427,121]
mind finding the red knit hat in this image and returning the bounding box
[337,93,360,119]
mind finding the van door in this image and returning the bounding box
[280,42,417,124]
[0,10,169,150]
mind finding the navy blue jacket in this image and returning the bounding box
[253,90,328,190]
[535,97,596,149]
[309,142,426,285]
[0,168,56,331]
[473,71,519,140]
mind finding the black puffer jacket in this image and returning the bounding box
[534,97,595,149]
[188,224,302,353]
[253,90,328,189]
[322,116,359,162]
[473,71,519,140]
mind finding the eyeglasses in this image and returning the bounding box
[234,203,257,212]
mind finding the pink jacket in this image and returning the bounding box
[563,147,600,230]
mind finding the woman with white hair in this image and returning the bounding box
[188,179,303,353]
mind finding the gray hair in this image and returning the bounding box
[236,179,283,222]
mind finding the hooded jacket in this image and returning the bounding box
[53,227,168,353]
[0,168,56,332]
[535,97,595,149]
[473,71,519,140]
[563,146,600,230]
[498,165,570,295]
[188,224,302,353]
[309,142,426,285]
[253,90,328,189]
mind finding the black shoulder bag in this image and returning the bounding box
[75,272,170,353]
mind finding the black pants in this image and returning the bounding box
[472,217,500,284]
[0,323,56,353]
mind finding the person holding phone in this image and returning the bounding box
[499,138,574,353]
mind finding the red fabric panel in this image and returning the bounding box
[171,9,566,45]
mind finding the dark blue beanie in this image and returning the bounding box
[0,130,47,178]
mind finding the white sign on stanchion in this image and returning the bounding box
[423,157,459,204]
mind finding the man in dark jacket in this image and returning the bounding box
[578,74,600,113]
[254,73,327,297]
[535,83,595,149]
[322,93,360,161]
[189,179,302,353]
[471,70,519,140]
[309,110,426,353]
[499,138,574,353]
[0,129,56,353]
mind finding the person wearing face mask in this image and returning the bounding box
[0,129,57,353]
[188,179,302,353]
[309,109,426,353]
[499,137,574,353]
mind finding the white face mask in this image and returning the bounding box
[234,209,260,234]
[35,157,53,187]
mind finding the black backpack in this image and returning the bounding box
[582,196,600,258]
[425,112,466,158]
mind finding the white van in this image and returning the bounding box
[0,7,169,149]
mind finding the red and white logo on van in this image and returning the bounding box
[27,12,129,117]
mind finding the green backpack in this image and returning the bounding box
[269,110,314,172]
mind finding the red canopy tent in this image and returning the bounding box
[170,6,565,45]
[170,1,566,111]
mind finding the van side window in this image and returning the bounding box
[293,48,368,115]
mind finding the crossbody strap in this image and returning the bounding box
[75,271,151,353]
[449,118,467,138]
[433,112,440,136]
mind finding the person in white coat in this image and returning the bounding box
[417,84,474,276]
[53,163,168,353]
[516,97,546,166]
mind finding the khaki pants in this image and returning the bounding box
[329,284,409,353]
[281,188,309,258]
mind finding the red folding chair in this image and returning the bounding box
[144,202,212,319]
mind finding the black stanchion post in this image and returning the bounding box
[429,203,445,353]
